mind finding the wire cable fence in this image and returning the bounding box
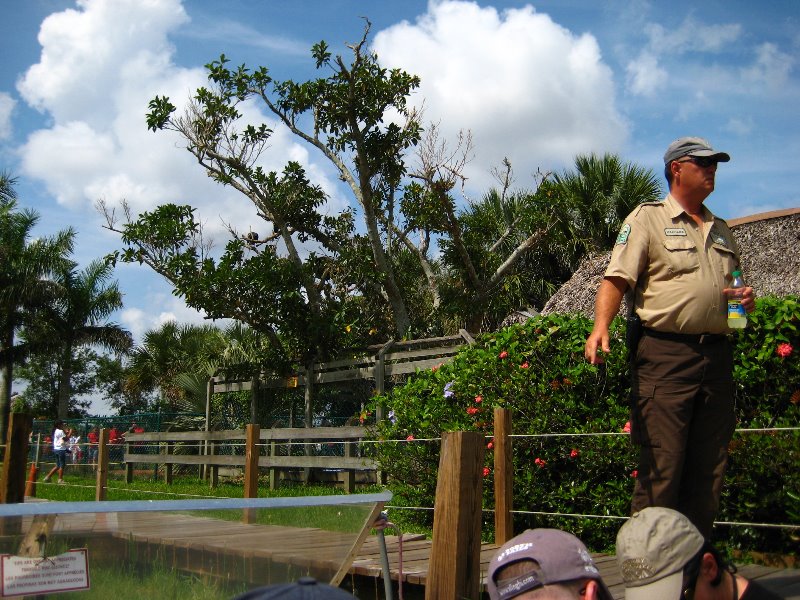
[26,420,799,554]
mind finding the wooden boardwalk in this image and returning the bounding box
[23,509,800,599]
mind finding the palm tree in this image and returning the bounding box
[0,173,74,435]
[125,321,226,408]
[549,153,663,257]
[28,259,132,419]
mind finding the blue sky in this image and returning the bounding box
[1,0,798,355]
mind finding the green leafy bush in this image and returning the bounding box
[372,296,799,556]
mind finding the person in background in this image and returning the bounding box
[616,507,783,600]
[584,137,755,537]
[42,420,68,484]
[87,427,99,469]
[486,528,614,600]
[67,427,82,463]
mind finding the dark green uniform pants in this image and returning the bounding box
[630,332,735,538]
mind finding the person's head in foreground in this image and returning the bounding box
[616,507,781,600]
[487,528,614,600]
[231,576,356,599]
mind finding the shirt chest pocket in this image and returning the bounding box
[663,238,700,275]
[712,243,738,276]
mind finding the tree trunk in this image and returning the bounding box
[57,344,72,420]
[0,326,14,444]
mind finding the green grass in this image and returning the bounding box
[48,559,248,600]
[33,472,384,501]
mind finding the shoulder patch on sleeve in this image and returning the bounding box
[615,223,631,245]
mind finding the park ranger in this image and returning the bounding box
[584,137,755,538]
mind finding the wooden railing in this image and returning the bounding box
[123,425,377,493]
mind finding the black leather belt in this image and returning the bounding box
[643,328,730,345]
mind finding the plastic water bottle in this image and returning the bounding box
[727,270,747,329]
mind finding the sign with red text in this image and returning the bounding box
[1,549,89,597]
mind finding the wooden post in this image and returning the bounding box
[243,424,260,525]
[95,429,110,501]
[203,377,212,480]
[24,463,37,498]
[243,424,260,499]
[425,431,485,600]
[0,413,33,503]
[303,360,314,484]
[164,442,173,485]
[124,440,133,483]
[209,441,218,489]
[343,441,355,493]
[494,407,514,545]
[269,440,278,491]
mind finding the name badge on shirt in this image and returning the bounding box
[711,232,729,246]
[664,228,687,236]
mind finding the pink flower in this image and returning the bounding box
[520,362,529,369]
[776,343,794,358]
[498,351,508,359]
[474,395,483,403]
[483,467,491,477]
[630,470,638,478]
[406,435,415,441]
[534,457,546,468]
[466,406,479,415]
[487,441,494,450]
[622,421,631,434]
[570,449,579,459]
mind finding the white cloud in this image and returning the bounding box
[119,291,229,344]
[642,17,741,55]
[373,0,627,191]
[724,116,754,136]
[740,43,794,91]
[0,92,14,140]
[16,0,343,239]
[625,51,667,97]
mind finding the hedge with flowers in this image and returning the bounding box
[370,295,799,556]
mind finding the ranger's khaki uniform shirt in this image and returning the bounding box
[605,194,741,335]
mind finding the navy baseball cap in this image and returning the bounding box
[487,529,613,600]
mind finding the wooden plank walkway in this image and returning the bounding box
[30,511,800,599]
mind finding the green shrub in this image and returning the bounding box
[372,296,799,556]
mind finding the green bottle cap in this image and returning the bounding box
[732,270,741,277]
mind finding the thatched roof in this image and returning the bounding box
[540,208,800,319]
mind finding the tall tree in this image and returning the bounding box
[140,22,422,341]
[26,259,132,419]
[0,173,74,436]
[15,347,97,418]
